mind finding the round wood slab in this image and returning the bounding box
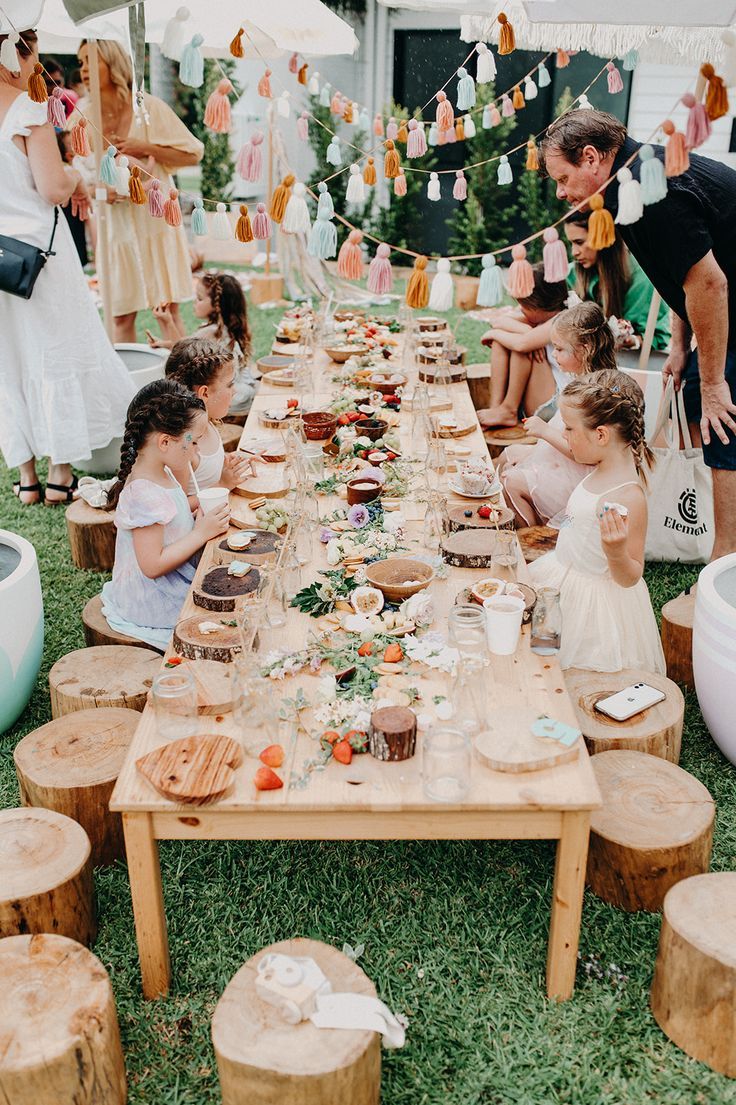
[441,528,498,569]
[192,565,261,612]
[213,530,281,567]
[232,472,290,499]
[448,505,515,532]
[516,525,558,562]
[475,708,581,773]
[173,616,242,663]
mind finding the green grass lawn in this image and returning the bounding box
[1,297,734,1104]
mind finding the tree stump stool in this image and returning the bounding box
[484,425,538,460]
[565,668,685,763]
[82,594,162,653]
[0,933,126,1104]
[651,873,736,1076]
[465,364,491,411]
[225,410,248,427]
[661,590,696,689]
[587,751,714,912]
[212,938,381,1105]
[14,708,138,867]
[0,808,95,944]
[219,422,243,453]
[48,645,160,718]
[65,499,116,572]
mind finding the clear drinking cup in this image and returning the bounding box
[490,530,519,581]
[152,669,198,741]
[448,604,488,663]
[423,726,471,802]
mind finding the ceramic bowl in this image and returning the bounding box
[355,418,388,442]
[369,373,407,395]
[346,477,383,506]
[325,344,371,363]
[302,412,337,441]
[364,557,434,602]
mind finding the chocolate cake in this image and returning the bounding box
[192,565,260,612]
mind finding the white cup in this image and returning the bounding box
[483,595,525,656]
[198,486,229,515]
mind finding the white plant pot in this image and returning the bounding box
[0,529,44,734]
[75,344,167,475]
[693,553,736,763]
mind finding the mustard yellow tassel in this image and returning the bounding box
[586,193,615,249]
[363,157,377,185]
[298,63,308,86]
[230,27,244,57]
[397,119,408,144]
[383,140,401,180]
[270,174,295,223]
[497,12,515,55]
[235,204,254,242]
[128,165,146,204]
[406,255,429,309]
[512,85,525,110]
[525,137,539,171]
[27,63,48,103]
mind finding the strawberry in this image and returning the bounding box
[337,413,351,426]
[254,766,283,790]
[478,504,492,519]
[386,451,398,461]
[259,744,285,768]
[287,398,299,409]
[345,729,368,753]
[383,643,403,663]
[347,411,363,423]
[357,641,373,656]
[321,730,341,746]
[332,740,353,765]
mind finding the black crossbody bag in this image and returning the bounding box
[0,207,59,300]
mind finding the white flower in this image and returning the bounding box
[318,675,337,703]
[326,540,343,566]
[402,591,434,628]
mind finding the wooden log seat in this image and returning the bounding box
[48,645,160,719]
[65,498,116,572]
[81,594,163,653]
[661,590,696,689]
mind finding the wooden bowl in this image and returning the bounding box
[302,411,337,441]
[346,476,382,506]
[257,355,293,375]
[364,557,434,602]
[368,374,407,395]
[325,345,370,363]
[355,418,387,442]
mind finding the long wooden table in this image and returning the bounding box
[111,343,601,1002]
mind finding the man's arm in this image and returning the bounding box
[683,251,736,445]
[662,313,692,390]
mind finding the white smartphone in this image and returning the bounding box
[594,682,666,723]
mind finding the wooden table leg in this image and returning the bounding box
[123,812,171,999]
[546,810,590,1001]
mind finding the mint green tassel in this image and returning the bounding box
[623,49,638,71]
[192,198,208,235]
[308,215,337,259]
[319,83,331,107]
[179,34,204,87]
[316,182,334,219]
[639,145,667,205]
[477,255,504,306]
[99,145,117,186]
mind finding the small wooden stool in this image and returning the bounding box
[516,525,558,563]
[484,425,538,460]
[212,938,381,1105]
[225,410,248,427]
[0,808,95,944]
[661,590,696,689]
[48,644,160,718]
[82,594,163,653]
[565,668,685,763]
[465,363,491,411]
[587,751,714,912]
[0,933,126,1104]
[651,873,736,1076]
[65,498,116,572]
[219,422,243,452]
[14,707,138,866]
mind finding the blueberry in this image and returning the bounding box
[464,510,472,518]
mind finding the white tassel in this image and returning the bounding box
[537,62,551,88]
[475,42,496,83]
[428,123,439,146]
[429,259,454,311]
[427,172,441,201]
[115,155,130,193]
[326,137,342,166]
[282,181,311,235]
[161,6,190,62]
[212,203,231,240]
[524,76,538,101]
[346,164,366,204]
[277,91,290,118]
[464,114,476,139]
[615,167,643,225]
[308,71,320,95]
[0,32,20,75]
[577,93,593,110]
[497,155,512,185]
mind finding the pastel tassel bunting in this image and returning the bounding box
[435,91,454,132]
[270,175,295,224]
[537,62,551,88]
[445,126,456,145]
[359,108,370,130]
[615,167,643,225]
[407,119,427,158]
[298,64,308,86]
[70,118,91,157]
[343,100,354,124]
[455,118,465,141]
[586,193,615,249]
[257,69,272,98]
[319,83,331,107]
[308,71,320,95]
[506,244,534,298]
[191,198,208,235]
[346,164,366,204]
[622,49,639,71]
[497,12,515,55]
[427,172,441,201]
[525,138,539,171]
[382,117,396,142]
[577,94,593,110]
[288,53,298,74]
[700,63,729,121]
[501,94,515,117]
[162,7,190,61]
[179,35,204,88]
[429,258,454,311]
[512,85,525,111]
[475,42,496,83]
[99,146,117,187]
[204,78,232,133]
[477,254,504,307]
[128,165,146,204]
[277,91,290,118]
[542,228,568,282]
[367,244,393,294]
[307,209,337,260]
[453,170,467,200]
[237,132,263,183]
[337,229,364,281]
[682,92,711,149]
[282,182,311,235]
[229,27,244,58]
[394,172,407,197]
[464,115,476,139]
[163,189,182,227]
[212,202,231,239]
[330,90,342,114]
[456,67,476,111]
[115,155,130,194]
[406,255,429,309]
[482,105,493,129]
[47,88,66,127]
[396,119,408,144]
[297,112,309,141]
[607,62,624,94]
[363,157,377,185]
[556,49,570,69]
[639,144,667,204]
[0,32,20,75]
[524,76,538,101]
[383,139,401,179]
[428,122,439,145]
[497,155,512,185]
[662,120,689,176]
[253,203,272,241]
[315,183,334,219]
[27,64,47,103]
[235,205,254,243]
[373,114,384,137]
[326,136,342,166]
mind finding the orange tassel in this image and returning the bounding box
[298,63,308,86]
[497,12,515,55]
[700,63,729,121]
[383,139,401,179]
[330,90,342,114]
[235,204,254,243]
[586,193,615,249]
[337,229,364,280]
[230,27,244,58]
[128,165,146,204]
[525,137,539,171]
[455,117,465,141]
[258,69,272,98]
[506,244,535,298]
[204,78,233,133]
[270,174,295,223]
[662,119,689,176]
[363,157,377,185]
[435,91,454,132]
[343,100,354,124]
[397,119,408,144]
[406,255,429,309]
[27,63,47,103]
[512,85,525,110]
[556,49,570,68]
[70,117,91,157]
[163,188,182,227]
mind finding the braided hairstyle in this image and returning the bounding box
[561,368,655,485]
[552,302,617,374]
[106,379,206,510]
[199,272,252,359]
[165,336,233,398]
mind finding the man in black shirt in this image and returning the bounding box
[539,109,736,559]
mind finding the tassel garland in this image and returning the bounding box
[237,132,263,183]
[394,172,407,197]
[212,202,231,239]
[506,244,534,298]
[359,107,370,130]
[477,254,504,307]
[316,182,334,219]
[191,198,208,236]
[343,100,354,124]
[373,114,384,136]
[464,115,476,138]
[497,12,515,55]
[386,116,398,140]
[429,258,454,311]
[615,167,643,225]
[297,111,309,141]
[577,93,593,109]
[435,91,454,132]
[497,155,512,184]
[270,175,295,224]
[445,126,456,145]
[307,209,337,260]
[0,32,20,74]
[253,203,272,241]
[346,164,366,204]
[639,144,667,204]
[662,120,689,176]
[397,119,408,143]
[363,157,377,185]
[337,229,364,281]
[330,90,342,114]
[475,42,496,83]
[229,27,244,58]
[453,170,467,200]
[319,83,331,107]
[115,156,130,194]
[277,91,291,118]
[456,67,476,111]
[326,136,342,166]
[308,71,320,95]
[257,69,272,98]
[47,88,66,127]
[512,85,525,110]
[282,183,311,235]
[204,78,232,133]
[427,172,441,201]
[682,92,711,149]
[525,137,539,171]
[524,76,538,101]
[455,118,465,141]
[501,94,514,117]
[27,63,48,103]
[542,228,568,282]
[367,244,393,294]
[700,63,729,121]
[482,105,492,129]
[586,193,615,249]
[128,165,146,204]
[406,255,429,309]
[428,122,439,145]
[537,62,551,87]
[99,146,118,187]
[607,62,624,94]
[162,7,190,61]
[556,49,570,68]
[179,35,204,88]
[384,139,401,179]
[235,205,254,243]
[407,119,427,158]
[163,189,183,228]
[70,118,91,157]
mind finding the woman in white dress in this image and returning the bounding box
[0,29,133,504]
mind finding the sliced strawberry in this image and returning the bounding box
[259,744,285,768]
[337,413,351,426]
[357,641,372,656]
[254,766,283,790]
[287,398,299,409]
[332,740,353,764]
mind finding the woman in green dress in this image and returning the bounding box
[565,210,670,351]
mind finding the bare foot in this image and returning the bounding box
[477,405,520,429]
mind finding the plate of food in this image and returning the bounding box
[433,415,476,439]
[448,475,501,499]
[268,368,295,387]
[456,582,537,620]
[325,344,370,363]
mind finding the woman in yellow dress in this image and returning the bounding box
[74,40,203,342]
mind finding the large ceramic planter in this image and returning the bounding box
[0,530,44,733]
[76,344,167,474]
[693,553,736,763]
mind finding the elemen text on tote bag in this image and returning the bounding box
[645,378,714,563]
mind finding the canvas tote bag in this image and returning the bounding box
[645,378,714,563]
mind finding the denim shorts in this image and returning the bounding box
[682,348,736,470]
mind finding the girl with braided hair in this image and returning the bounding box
[529,369,665,673]
[101,380,229,649]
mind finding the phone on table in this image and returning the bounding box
[594,683,666,723]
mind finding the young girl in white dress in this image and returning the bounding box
[101,380,230,649]
[529,369,665,674]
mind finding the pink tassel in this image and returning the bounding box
[394,172,407,197]
[506,244,535,298]
[297,111,309,141]
[606,62,624,94]
[445,126,456,145]
[204,78,232,133]
[556,49,570,68]
[252,202,272,241]
[163,188,182,228]
[288,52,298,73]
[501,94,515,117]
[682,92,712,149]
[237,132,264,183]
[47,87,66,127]
[147,178,165,218]
[542,227,568,282]
[70,117,91,157]
[386,116,398,140]
[490,104,501,127]
[406,118,427,158]
[435,91,454,132]
[330,90,342,114]
[453,170,467,200]
[367,243,393,294]
[337,229,364,280]
[258,70,272,98]
[373,114,384,137]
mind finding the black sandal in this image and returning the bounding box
[12,481,45,505]
[43,474,78,506]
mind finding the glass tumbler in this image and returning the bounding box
[231,666,279,756]
[530,586,562,656]
[152,669,198,741]
[451,656,488,736]
[448,604,488,662]
[490,530,519,581]
[423,726,471,802]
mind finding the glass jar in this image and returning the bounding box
[426,438,448,492]
[448,604,488,662]
[231,666,279,756]
[451,656,488,736]
[490,530,519,581]
[422,491,450,555]
[530,586,562,656]
[151,669,198,741]
[423,726,471,802]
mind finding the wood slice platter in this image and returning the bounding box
[448,505,515,532]
[180,659,234,715]
[229,497,287,533]
[136,733,243,805]
[258,410,298,430]
[213,530,281,567]
[257,354,293,375]
[475,708,581,773]
[516,525,558,562]
[441,529,498,569]
[484,425,539,460]
[456,583,537,622]
[232,471,290,499]
[265,369,295,387]
[173,616,242,663]
[192,565,261,612]
[433,420,476,439]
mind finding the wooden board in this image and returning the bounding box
[213,531,281,567]
[517,525,558,562]
[136,734,243,806]
[180,660,234,715]
[475,709,581,774]
[172,616,242,663]
[448,505,514,532]
[232,472,290,499]
[441,528,498,569]
[192,565,261,612]
[433,420,476,439]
